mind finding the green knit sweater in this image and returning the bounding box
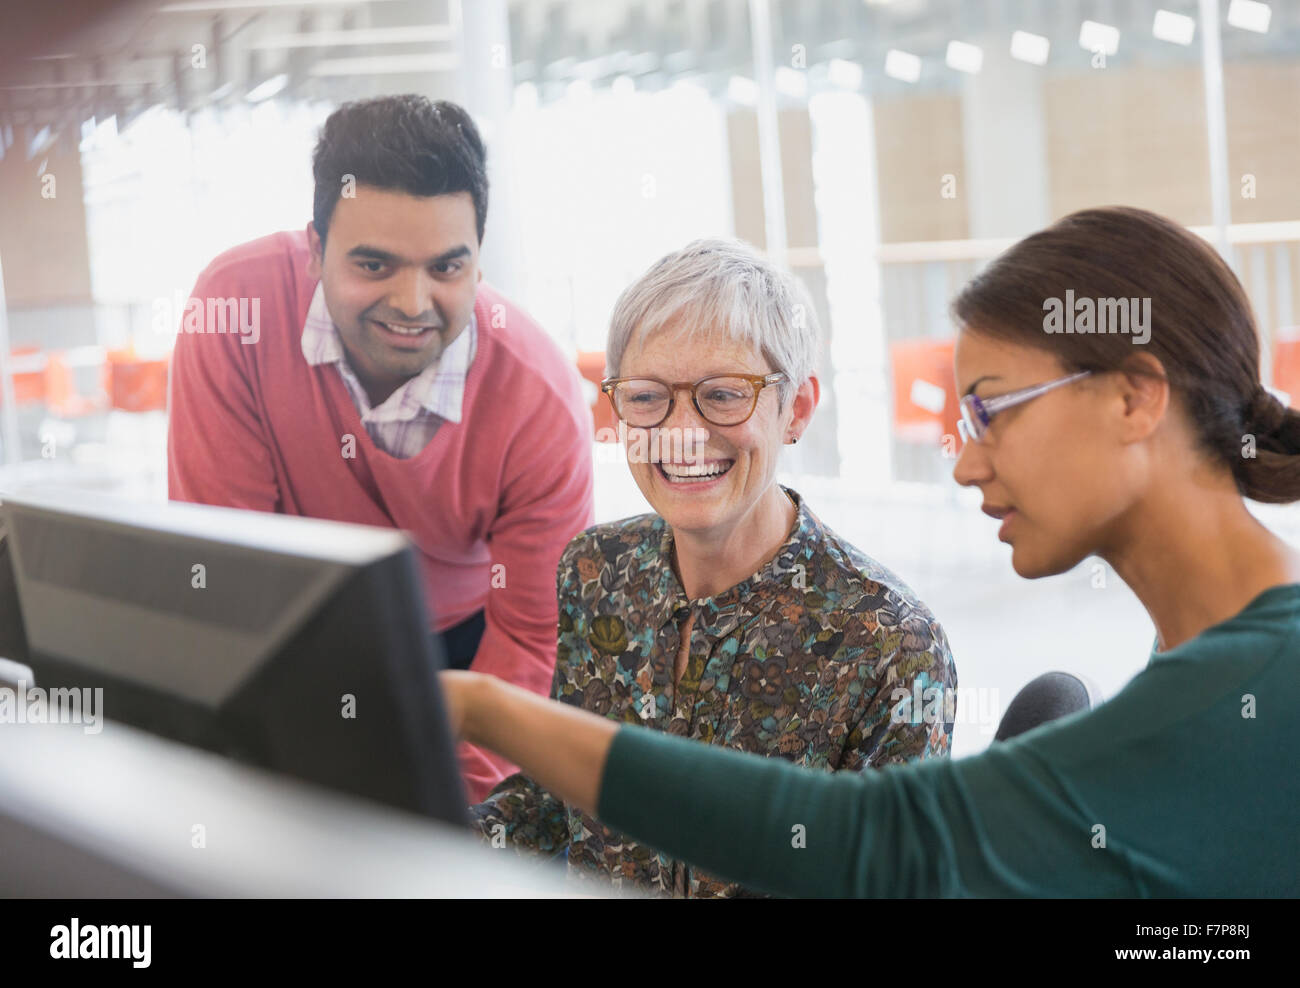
[598,584,1300,896]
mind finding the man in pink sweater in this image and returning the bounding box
[167,95,594,802]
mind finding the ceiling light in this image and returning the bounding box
[775,66,807,98]
[728,75,758,105]
[1153,10,1196,44]
[1079,20,1120,56]
[1010,31,1050,65]
[945,40,983,75]
[884,49,921,83]
[1227,0,1271,33]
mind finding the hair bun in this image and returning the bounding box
[1247,390,1287,435]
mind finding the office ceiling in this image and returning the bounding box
[1,0,1297,134]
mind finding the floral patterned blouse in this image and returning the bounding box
[471,486,957,897]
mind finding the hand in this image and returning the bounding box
[438,669,618,815]
[439,669,484,742]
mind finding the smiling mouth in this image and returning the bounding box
[655,459,735,484]
[372,319,439,338]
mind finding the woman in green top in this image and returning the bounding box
[441,206,1300,896]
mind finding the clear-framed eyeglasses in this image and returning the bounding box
[957,370,1093,444]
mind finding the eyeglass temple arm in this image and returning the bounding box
[979,370,1091,416]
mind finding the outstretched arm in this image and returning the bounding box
[443,665,1154,898]
[446,671,617,816]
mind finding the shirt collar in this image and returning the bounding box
[643,486,823,641]
[299,280,476,423]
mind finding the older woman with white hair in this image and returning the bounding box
[467,238,957,897]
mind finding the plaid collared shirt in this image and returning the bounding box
[300,282,476,459]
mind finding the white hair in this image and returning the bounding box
[605,238,820,404]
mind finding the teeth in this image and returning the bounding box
[380,322,430,336]
[661,461,733,481]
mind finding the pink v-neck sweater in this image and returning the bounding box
[167,230,595,801]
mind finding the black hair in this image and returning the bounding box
[312,94,488,243]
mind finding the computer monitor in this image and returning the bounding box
[0,517,29,667]
[0,488,469,827]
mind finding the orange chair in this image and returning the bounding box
[889,339,959,447]
[44,351,106,418]
[5,346,47,406]
[105,347,170,412]
[576,350,619,442]
[1273,332,1300,409]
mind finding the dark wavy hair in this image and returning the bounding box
[952,206,1300,504]
[311,94,488,244]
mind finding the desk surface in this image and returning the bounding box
[0,717,592,897]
